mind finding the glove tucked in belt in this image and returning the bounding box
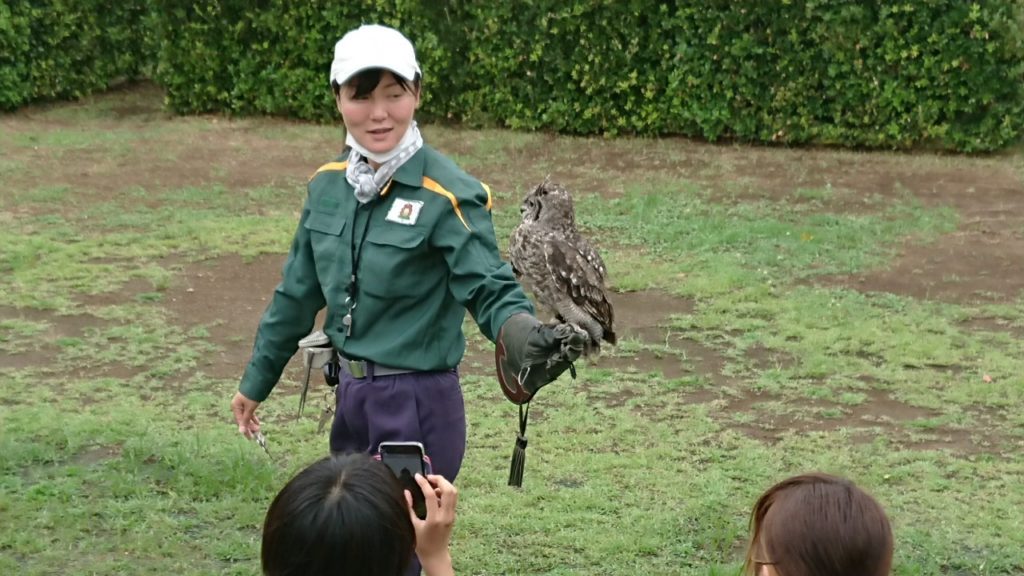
[297,331,334,416]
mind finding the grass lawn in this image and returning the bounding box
[1,83,1022,575]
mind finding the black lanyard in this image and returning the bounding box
[347,202,377,301]
[343,186,384,337]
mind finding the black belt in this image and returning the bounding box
[339,355,417,379]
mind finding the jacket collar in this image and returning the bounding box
[390,146,426,190]
[332,146,426,199]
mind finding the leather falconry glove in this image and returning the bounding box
[495,313,588,487]
[495,313,588,404]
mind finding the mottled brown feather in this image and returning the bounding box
[508,179,616,353]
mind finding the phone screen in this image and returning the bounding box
[379,443,427,520]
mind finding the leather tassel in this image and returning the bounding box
[508,402,531,487]
[508,433,528,487]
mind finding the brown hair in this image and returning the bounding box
[745,473,893,576]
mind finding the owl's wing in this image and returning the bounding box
[508,223,526,278]
[542,235,615,340]
[573,234,608,283]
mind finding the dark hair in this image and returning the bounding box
[745,473,893,576]
[262,453,415,576]
[332,68,422,98]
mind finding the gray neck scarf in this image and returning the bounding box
[345,123,423,204]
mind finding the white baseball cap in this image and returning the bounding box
[329,24,421,87]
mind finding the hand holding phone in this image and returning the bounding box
[378,442,430,520]
[408,472,457,576]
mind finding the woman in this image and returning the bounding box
[229,25,583,483]
[745,473,894,576]
[262,453,457,576]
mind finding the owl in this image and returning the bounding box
[508,179,616,354]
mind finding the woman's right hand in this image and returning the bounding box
[407,473,457,576]
[230,391,261,439]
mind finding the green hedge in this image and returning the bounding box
[154,0,1024,151]
[452,0,1024,151]
[8,1,1024,151]
[151,0,460,120]
[0,0,153,110]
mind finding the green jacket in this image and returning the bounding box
[239,144,534,401]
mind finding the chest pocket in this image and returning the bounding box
[303,212,348,289]
[361,226,431,298]
[304,211,346,236]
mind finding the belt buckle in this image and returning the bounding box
[348,359,367,379]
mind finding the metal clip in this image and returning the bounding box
[254,431,271,457]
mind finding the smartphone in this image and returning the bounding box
[378,441,429,520]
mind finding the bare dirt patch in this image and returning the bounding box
[571,291,1008,452]
[585,291,731,384]
[1,82,337,212]
[698,147,1024,305]
[742,149,1024,305]
[959,316,1024,339]
[77,277,158,308]
[707,388,1011,455]
[744,344,797,372]
[159,254,300,381]
[815,227,1024,304]
[739,149,1024,305]
[0,306,110,372]
[71,444,123,466]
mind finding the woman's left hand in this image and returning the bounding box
[407,473,457,576]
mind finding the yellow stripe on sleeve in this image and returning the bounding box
[422,177,470,231]
[308,161,348,182]
[482,182,493,212]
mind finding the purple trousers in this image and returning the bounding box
[329,366,466,576]
[329,366,467,482]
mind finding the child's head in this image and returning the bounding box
[262,453,415,576]
[746,473,893,576]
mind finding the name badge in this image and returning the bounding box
[385,198,424,226]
